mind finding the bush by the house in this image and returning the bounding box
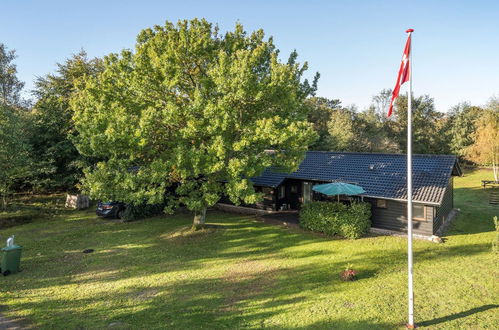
[121,202,166,222]
[493,216,499,253]
[299,201,371,239]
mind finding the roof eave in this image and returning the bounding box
[361,194,441,206]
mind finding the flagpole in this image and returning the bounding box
[406,28,415,329]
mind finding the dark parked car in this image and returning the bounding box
[96,201,126,219]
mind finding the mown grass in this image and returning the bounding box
[0,194,67,229]
[0,170,497,329]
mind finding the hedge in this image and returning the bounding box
[299,201,371,239]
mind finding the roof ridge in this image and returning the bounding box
[306,150,457,158]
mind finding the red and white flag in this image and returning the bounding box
[388,33,412,117]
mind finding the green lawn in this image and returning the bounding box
[0,170,497,329]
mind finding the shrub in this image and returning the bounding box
[121,202,165,222]
[340,264,358,281]
[493,216,499,253]
[299,201,371,239]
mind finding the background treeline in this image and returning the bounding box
[306,93,498,157]
[1,42,498,203]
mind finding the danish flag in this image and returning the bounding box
[388,31,412,117]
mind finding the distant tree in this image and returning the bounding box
[389,94,445,154]
[371,88,392,121]
[447,102,483,156]
[356,106,400,153]
[326,107,358,151]
[72,19,318,228]
[305,97,342,150]
[0,104,31,209]
[0,43,24,106]
[29,51,104,191]
[466,106,499,181]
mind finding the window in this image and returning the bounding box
[290,185,298,193]
[376,199,387,209]
[278,185,285,199]
[413,204,426,220]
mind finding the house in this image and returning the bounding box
[220,151,462,236]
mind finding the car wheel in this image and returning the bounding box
[116,209,124,219]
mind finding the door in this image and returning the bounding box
[286,180,302,209]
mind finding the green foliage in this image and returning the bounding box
[355,106,400,153]
[305,97,341,150]
[308,91,399,153]
[465,106,499,180]
[326,108,356,151]
[29,51,104,192]
[447,103,483,157]
[0,43,24,106]
[72,19,318,224]
[121,202,166,222]
[0,104,32,209]
[306,91,496,159]
[493,216,499,253]
[299,201,371,239]
[390,94,448,154]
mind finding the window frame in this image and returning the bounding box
[278,185,285,199]
[412,204,426,221]
[375,199,387,209]
[302,182,312,204]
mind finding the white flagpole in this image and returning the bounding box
[406,28,415,329]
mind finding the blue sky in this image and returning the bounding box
[2,0,498,111]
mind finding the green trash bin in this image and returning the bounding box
[1,245,22,276]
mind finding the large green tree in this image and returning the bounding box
[29,51,103,191]
[72,19,318,227]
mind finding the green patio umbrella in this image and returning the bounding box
[312,182,366,201]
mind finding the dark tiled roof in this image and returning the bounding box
[251,151,460,205]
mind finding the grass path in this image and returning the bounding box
[0,170,497,329]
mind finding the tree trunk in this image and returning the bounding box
[192,207,207,230]
[1,194,6,211]
[493,157,498,182]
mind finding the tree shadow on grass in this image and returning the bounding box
[1,209,495,328]
[290,318,395,329]
[418,304,499,327]
[3,261,388,329]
